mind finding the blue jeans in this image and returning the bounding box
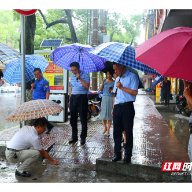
[113,104,135,156]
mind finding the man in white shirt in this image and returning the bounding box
[5,118,58,177]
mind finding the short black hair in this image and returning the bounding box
[34,68,42,73]
[70,62,80,68]
[113,62,126,68]
[33,117,48,127]
[107,70,113,76]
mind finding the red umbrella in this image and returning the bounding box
[135,27,192,82]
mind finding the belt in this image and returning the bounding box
[7,148,20,152]
[115,101,133,107]
[72,94,87,97]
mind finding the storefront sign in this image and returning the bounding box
[36,52,65,91]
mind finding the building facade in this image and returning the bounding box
[145,9,192,96]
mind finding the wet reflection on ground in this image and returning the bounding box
[158,111,190,152]
[0,93,20,131]
[0,92,191,182]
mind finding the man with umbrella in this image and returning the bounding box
[69,62,90,145]
[111,62,139,163]
[5,118,58,177]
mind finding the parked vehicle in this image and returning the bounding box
[175,94,190,116]
[87,91,100,120]
[0,83,20,93]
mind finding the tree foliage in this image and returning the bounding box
[0,10,20,49]
[1,9,144,50]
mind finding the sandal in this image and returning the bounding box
[102,130,107,134]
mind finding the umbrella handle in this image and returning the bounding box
[115,78,120,96]
[114,67,124,96]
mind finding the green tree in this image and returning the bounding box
[106,11,145,46]
[0,10,20,49]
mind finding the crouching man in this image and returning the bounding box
[5,118,58,177]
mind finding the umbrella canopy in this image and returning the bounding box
[151,75,163,90]
[90,42,160,76]
[49,43,106,73]
[135,27,192,82]
[6,99,64,122]
[0,42,20,64]
[3,54,49,84]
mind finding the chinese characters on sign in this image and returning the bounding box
[37,53,64,91]
[161,161,192,172]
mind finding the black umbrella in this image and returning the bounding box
[100,61,144,89]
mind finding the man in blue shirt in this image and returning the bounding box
[112,62,139,163]
[31,68,54,134]
[69,62,90,145]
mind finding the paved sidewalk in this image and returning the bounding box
[0,90,190,182]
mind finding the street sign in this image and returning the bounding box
[14,9,37,16]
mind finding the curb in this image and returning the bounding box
[96,158,191,182]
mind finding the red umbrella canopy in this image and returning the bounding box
[135,27,192,82]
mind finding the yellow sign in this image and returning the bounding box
[156,83,161,97]
[36,53,64,91]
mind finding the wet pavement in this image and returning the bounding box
[0,92,20,131]
[0,89,191,182]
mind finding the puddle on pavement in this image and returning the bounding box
[0,157,18,183]
[157,111,190,152]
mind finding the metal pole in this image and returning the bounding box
[92,9,98,91]
[21,14,26,126]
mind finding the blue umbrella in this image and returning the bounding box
[0,42,20,64]
[90,42,160,76]
[3,54,49,84]
[151,75,163,90]
[49,43,106,73]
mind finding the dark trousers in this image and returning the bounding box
[113,104,135,156]
[70,94,88,140]
[164,92,170,106]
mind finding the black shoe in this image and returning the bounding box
[124,155,131,163]
[69,138,78,143]
[15,170,31,177]
[123,143,126,147]
[80,139,86,145]
[112,154,121,162]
